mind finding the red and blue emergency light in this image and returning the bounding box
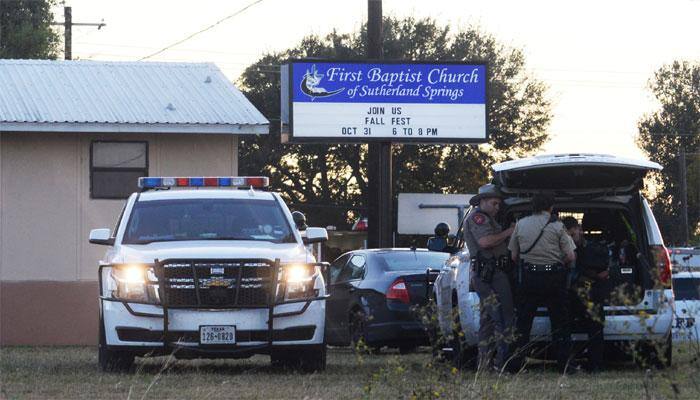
[138,176,269,189]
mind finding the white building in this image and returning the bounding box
[0,60,268,345]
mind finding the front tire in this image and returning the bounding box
[661,335,673,368]
[300,344,327,372]
[349,309,370,352]
[98,314,134,373]
[99,346,135,373]
[271,345,326,373]
[450,296,477,369]
[633,336,672,369]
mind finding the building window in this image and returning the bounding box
[90,141,148,199]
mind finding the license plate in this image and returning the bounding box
[200,325,236,345]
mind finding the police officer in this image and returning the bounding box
[463,184,515,371]
[508,194,577,374]
[292,211,308,231]
[427,222,455,253]
[562,217,607,372]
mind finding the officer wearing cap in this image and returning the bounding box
[463,184,515,371]
[427,223,456,253]
[292,211,308,231]
[508,194,577,373]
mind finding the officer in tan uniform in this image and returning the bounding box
[463,184,515,371]
[508,193,577,374]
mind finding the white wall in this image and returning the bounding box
[0,132,239,281]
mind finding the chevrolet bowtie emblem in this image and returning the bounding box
[208,278,229,288]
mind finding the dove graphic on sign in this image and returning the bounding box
[300,65,344,100]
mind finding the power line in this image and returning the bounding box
[76,41,261,56]
[139,0,266,61]
[51,6,106,60]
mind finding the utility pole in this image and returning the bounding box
[366,0,393,248]
[678,145,689,245]
[51,6,106,60]
[63,6,71,60]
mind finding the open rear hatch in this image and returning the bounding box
[492,154,662,196]
[494,154,665,306]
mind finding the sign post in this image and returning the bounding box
[367,0,389,249]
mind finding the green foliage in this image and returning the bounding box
[637,61,700,245]
[0,0,60,59]
[238,17,551,229]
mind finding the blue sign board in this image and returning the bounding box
[281,60,488,143]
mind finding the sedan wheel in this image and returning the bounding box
[350,310,370,352]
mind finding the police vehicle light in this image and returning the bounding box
[281,264,317,301]
[285,264,314,283]
[110,264,160,304]
[120,264,146,284]
[137,176,269,189]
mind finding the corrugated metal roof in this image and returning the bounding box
[0,60,269,134]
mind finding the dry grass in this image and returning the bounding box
[1,345,699,399]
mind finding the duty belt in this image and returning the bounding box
[495,256,511,269]
[523,263,566,273]
[471,255,510,270]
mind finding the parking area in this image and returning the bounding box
[2,346,700,399]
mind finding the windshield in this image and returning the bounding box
[376,251,450,271]
[673,278,700,301]
[123,198,295,244]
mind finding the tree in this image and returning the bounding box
[637,61,700,245]
[0,0,59,59]
[238,17,551,229]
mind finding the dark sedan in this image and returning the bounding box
[325,248,450,353]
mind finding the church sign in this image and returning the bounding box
[280,60,488,143]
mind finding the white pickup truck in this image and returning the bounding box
[90,176,329,372]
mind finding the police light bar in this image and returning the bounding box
[138,176,269,189]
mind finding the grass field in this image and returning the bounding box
[1,345,699,399]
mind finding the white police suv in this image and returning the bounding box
[434,154,675,368]
[670,248,700,342]
[90,176,329,372]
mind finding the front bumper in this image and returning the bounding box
[102,299,326,354]
[100,260,328,356]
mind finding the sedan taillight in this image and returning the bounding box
[386,278,410,304]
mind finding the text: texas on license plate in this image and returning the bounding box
[200,325,236,345]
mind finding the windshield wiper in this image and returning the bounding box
[126,238,178,245]
[202,236,252,241]
[126,236,282,244]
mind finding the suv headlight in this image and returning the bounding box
[110,264,159,304]
[279,264,318,301]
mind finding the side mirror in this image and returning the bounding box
[89,228,114,245]
[303,227,328,245]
